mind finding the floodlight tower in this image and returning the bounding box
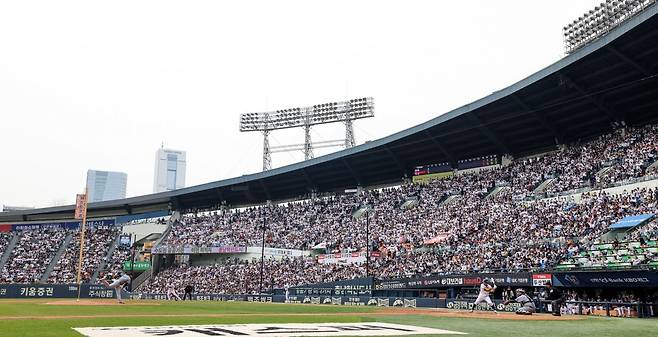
[563,0,655,54]
[240,97,375,171]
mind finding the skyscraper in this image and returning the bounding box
[86,170,128,202]
[153,147,186,193]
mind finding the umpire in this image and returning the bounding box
[545,281,563,316]
[183,284,194,301]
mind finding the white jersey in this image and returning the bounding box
[473,281,497,307]
[479,282,495,297]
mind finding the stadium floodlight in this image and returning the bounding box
[240,97,375,171]
[563,0,655,54]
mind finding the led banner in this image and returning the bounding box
[553,270,658,288]
[412,171,454,183]
[317,252,367,265]
[245,247,308,257]
[291,277,374,297]
[152,245,246,255]
[8,218,115,232]
[376,273,531,290]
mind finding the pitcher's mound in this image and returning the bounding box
[44,299,158,306]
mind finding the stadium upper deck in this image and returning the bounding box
[2,2,658,222]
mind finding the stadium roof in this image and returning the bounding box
[2,3,658,222]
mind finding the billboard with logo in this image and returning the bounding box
[532,273,552,286]
[376,273,531,290]
[553,271,658,288]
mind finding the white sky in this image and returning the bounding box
[0,0,602,208]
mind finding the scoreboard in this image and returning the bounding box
[413,162,451,176]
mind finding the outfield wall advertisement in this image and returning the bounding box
[0,284,125,299]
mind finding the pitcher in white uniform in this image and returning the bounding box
[102,271,131,304]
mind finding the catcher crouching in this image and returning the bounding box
[504,289,536,315]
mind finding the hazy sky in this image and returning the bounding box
[0,0,602,208]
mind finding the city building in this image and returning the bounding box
[86,170,128,202]
[153,147,186,193]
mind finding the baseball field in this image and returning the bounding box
[0,299,656,337]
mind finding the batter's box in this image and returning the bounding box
[74,322,467,336]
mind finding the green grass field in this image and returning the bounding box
[0,299,656,337]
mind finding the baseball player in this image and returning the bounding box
[166,283,182,301]
[504,288,536,315]
[469,278,498,313]
[101,271,131,304]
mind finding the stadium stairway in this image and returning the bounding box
[0,234,19,271]
[91,233,121,283]
[648,160,658,172]
[441,194,460,205]
[399,198,419,210]
[132,267,152,291]
[532,178,556,194]
[485,186,508,199]
[136,212,178,290]
[40,233,73,282]
[595,166,615,179]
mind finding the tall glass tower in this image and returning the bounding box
[153,147,186,193]
[86,170,128,202]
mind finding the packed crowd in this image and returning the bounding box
[48,228,118,283]
[103,245,131,276]
[0,229,67,283]
[0,233,11,257]
[157,183,658,279]
[142,186,658,293]
[3,124,658,288]
[140,257,363,294]
[162,124,658,253]
[144,125,658,293]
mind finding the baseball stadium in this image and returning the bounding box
[2,1,658,336]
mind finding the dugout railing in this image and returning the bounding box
[539,300,656,318]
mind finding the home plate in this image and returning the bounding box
[74,322,466,336]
